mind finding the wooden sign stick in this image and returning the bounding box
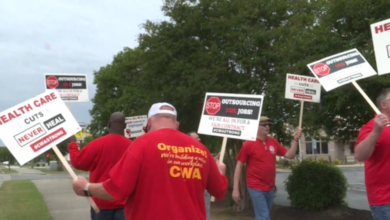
[62,101,100,213]
[352,81,381,114]
[210,136,228,202]
[297,100,304,160]
[52,146,100,213]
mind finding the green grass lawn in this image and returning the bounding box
[0,166,18,174]
[0,180,53,220]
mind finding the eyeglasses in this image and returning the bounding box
[259,123,270,127]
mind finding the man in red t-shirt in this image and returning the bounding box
[72,102,228,220]
[68,112,132,220]
[232,116,301,220]
[355,88,390,220]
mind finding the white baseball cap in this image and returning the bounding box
[148,102,177,119]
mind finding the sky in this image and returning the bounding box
[0,0,167,146]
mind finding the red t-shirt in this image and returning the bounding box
[68,134,132,209]
[355,118,390,206]
[236,137,287,191]
[103,128,228,220]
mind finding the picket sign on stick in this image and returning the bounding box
[210,136,228,202]
[351,81,381,114]
[64,101,100,213]
[198,92,265,202]
[298,100,304,128]
[51,146,100,213]
[297,100,304,161]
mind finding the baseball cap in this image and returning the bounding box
[260,116,272,123]
[148,102,177,119]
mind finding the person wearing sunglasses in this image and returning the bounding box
[355,88,390,220]
[232,116,302,220]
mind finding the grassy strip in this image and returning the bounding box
[0,166,18,174]
[0,180,53,220]
[211,205,252,220]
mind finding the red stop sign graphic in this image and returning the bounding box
[46,76,59,89]
[313,63,330,77]
[205,97,221,115]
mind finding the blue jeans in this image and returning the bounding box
[90,207,124,220]
[204,190,211,220]
[370,204,390,220]
[247,186,274,220]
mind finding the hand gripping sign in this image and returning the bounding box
[198,92,264,201]
[0,90,99,213]
[307,48,380,114]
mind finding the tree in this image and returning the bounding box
[88,0,390,212]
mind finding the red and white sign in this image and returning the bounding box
[46,76,59,89]
[371,18,390,75]
[285,73,322,103]
[125,115,147,138]
[0,90,81,165]
[198,92,264,141]
[44,73,89,102]
[307,49,377,91]
[205,97,221,115]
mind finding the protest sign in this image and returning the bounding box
[124,115,147,138]
[198,93,264,141]
[370,18,390,75]
[44,74,89,102]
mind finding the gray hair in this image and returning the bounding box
[376,88,390,110]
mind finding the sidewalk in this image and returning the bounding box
[33,179,90,220]
[276,163,364,173]
[16,167,47,175]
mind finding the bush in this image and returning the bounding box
[284,159,348,211]
[333,158,342,165]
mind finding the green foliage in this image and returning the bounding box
[333,158,342,165]
[285,160,348,211]
[0,148,16,164]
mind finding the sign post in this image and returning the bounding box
[0,90,99,213]
[307,48,378,113]
[285,73,322,161]
[198,92,264,201]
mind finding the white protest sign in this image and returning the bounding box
[0,90,81,165]
[285,73,322,103]
[307,49,377,91]
[198,93,264,141]
[124,115,147,138]
[370,18,390,75]
[44,74,89,102]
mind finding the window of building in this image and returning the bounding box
[305,137,329,154]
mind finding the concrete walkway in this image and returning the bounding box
[33,179,90,220]
[16,167,47,175]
